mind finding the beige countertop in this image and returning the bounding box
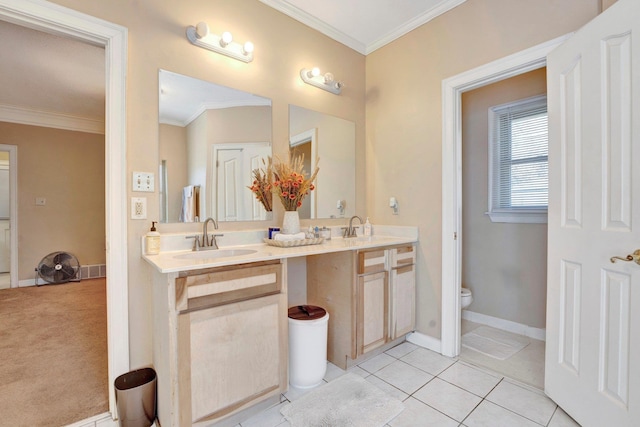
[143,226,418,274]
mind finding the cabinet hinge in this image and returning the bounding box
[454,232,457,240]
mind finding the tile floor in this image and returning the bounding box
[238,342,581,427]
[460,320,546,390]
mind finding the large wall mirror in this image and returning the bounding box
[158,69,272,223]
[289,105,356,219]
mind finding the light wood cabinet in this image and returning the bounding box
[307,244,415,369]
[178,294,284,425]
[152,260,287,427]
[356,270,389,355]
[390,246,416,340]
[356,249,389,356]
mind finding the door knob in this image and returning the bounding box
[610,249,640,265]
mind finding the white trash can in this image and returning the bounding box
[288,305,329,389]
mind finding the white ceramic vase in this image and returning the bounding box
[282,210,300,234]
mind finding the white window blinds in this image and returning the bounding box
[488,95,548,223]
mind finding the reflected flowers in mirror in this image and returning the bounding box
[248,157,273,212]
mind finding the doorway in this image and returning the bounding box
[0,144,16,290]
[440,34,570,358]
[0,0,129,422]
[458,69,548,389]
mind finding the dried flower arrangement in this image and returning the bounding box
[247,157,273,212]
[272,153,319,211]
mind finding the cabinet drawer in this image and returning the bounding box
[358,249,386,275]
[391,245,415,268]
[176,261,282,312]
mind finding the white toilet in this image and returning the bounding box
[461,287,473,309]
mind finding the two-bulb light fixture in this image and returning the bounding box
[300,67,343,95]
[186,22,254,63]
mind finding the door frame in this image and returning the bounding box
[0,144,17,287]
[0,0,129,418]
[440,34,570,357]
[290,128,318,218]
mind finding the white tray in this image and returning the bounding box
[264,237,324,247]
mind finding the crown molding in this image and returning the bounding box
[260,0,467,55]
[160,98,272,127]
[259,0,366,54]
[0,103,104,134]
[366,0,467,54]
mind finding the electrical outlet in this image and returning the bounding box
[132,172,154,192]
[131,197,147,219]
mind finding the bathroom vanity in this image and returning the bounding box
[144,226,417,426]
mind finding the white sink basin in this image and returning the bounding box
[173,249,257,260]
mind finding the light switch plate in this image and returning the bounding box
[132,172,154,192]
[131,197,147,219]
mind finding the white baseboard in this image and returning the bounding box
[407,331,442,353]
[462,310,546,341]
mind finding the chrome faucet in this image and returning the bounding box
[202,217,223,249]
[343,215,363,238]
[185,217,223,251]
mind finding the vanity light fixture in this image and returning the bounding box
[186,22,254,63]
[300,67,343,95]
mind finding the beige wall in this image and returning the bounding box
[0,122,105,280]
[366,0,600,338]
[461,68,547,328]
[48,0,366,367]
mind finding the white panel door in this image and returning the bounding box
[545,0,640,425]
[216,149,243,221]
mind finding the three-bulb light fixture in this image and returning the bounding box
[300,67,343,95]
[185,21,345,93]
[186,22,254,63]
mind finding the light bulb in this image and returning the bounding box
[220,31,233,47]
[323,72,334,84]
[334,81,343,90]
[311,67,320,77]
[195,22,209,39]
[243,41,254,55]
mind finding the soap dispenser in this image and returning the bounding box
[364,217,372,236]
[146,221,160,255]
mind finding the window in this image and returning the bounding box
[488,95,548,223]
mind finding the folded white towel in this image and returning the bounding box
[274,232,306,241]
[183,185,193,198]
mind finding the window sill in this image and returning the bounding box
[486,211,547,224]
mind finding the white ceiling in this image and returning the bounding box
[259,0,466,54]
[0,19,105,123]
[0,1,465,126]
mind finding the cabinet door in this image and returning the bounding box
[391,264,415,339]
[357,271,388,356]
[177,293,286,425]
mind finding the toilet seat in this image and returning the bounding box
[461,287,471,296]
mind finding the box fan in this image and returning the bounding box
[35,251,82,285]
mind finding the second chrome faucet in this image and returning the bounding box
[343,215,363,238]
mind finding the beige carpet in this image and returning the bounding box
[0,278,108,426]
